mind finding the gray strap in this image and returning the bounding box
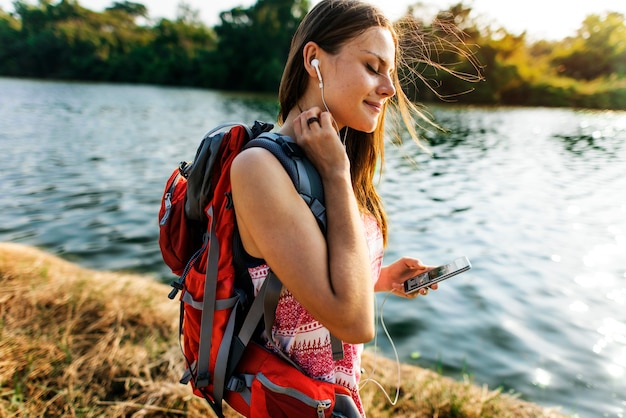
[237,279,269,345]
[212,296,242,407]
[196,206,219,388]
[263,272,303,369]
[330,335,344,361]
[262,271,282,346]
[233,272,282,350]
[291,155,313,198]
[261,271,344,362]
[224,274,277,381]
[180,362,194,384]
[182,291,238,311]
[203,122,240,137]
[332,393,361,418]
[307,198,327,229]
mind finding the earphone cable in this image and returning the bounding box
[320,84,348,145]
[358,290,401,405]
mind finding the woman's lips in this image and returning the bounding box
[365,101,382,113]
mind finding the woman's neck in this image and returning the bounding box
[277,107,301,138]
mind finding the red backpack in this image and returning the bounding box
[158,121,360,418]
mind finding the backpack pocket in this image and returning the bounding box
[228,343,361,418]
[252,372,334,418]
[158,169,200,276]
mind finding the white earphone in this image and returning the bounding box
[310,57,341,138]
[311,59,323,88]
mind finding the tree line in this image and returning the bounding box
[1,0,625,109]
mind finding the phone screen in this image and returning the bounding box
[427,264,454,280]
[403,256,471,294]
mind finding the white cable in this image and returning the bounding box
[359,291,401,405]
[320,83,347,145]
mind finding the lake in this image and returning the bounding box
[1,77,625,417]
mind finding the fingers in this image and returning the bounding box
[306,116,321,128]
[296,107,337,134]
[318,111,334,129]
[294,109,321,144]
[406,257,427,269]
[391,282,436,299]
[296,107,322,130]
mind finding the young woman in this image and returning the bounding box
[231,0,439,414]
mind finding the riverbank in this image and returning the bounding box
[0,242,567,417]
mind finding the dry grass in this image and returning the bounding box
[0,243,567,417]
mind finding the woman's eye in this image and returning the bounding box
[366,64,379,75]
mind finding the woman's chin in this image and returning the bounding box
[348,120,378,134]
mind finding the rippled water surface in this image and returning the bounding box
[1,78,625,417]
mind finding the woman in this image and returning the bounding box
[231,0,439,415]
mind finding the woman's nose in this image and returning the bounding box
[377,75,396,98]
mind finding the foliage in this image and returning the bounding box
[0,0,217,86]
[0,0,625,109]
[394,3,626,109]
[551,12,626,80]
[211,0,310,92]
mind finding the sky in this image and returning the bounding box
[2,0,626,40]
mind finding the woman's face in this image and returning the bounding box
[321,26,396,133]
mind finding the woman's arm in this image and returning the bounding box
[230,111,374,343]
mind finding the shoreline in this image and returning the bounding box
[0,242,568,417]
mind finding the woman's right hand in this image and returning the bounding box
[293,107,349,181]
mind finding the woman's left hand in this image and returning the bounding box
[376,257,438,298]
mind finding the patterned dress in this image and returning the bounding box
[247,213,384,417]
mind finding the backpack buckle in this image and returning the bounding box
[195,372,210,389]
[277,137,303,159]
[251,120,274,137]
[168,280,184,299]
[180,368,193,385]
[226,375,246,393]
[179,161,192,178]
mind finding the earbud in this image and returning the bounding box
[311,58,333,122]
[311,59,323,88]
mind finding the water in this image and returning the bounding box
[1,77,625,417]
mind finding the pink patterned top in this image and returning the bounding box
[247,213,384,417]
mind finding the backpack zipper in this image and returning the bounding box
[256,372,332,417]
[159,173,180,226]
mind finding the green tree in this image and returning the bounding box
[105,1,148,19]
[96,2,154,81]
[552,12,626,80]
[0,9,21,75]
[211,0,309,92]
[10,0,78,77]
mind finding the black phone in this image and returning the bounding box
[403,256,471,294]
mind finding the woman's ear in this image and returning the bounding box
[302,41,322,80]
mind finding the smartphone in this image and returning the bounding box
[403,256,471,294]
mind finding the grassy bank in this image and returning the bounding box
[0,243,567,417]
